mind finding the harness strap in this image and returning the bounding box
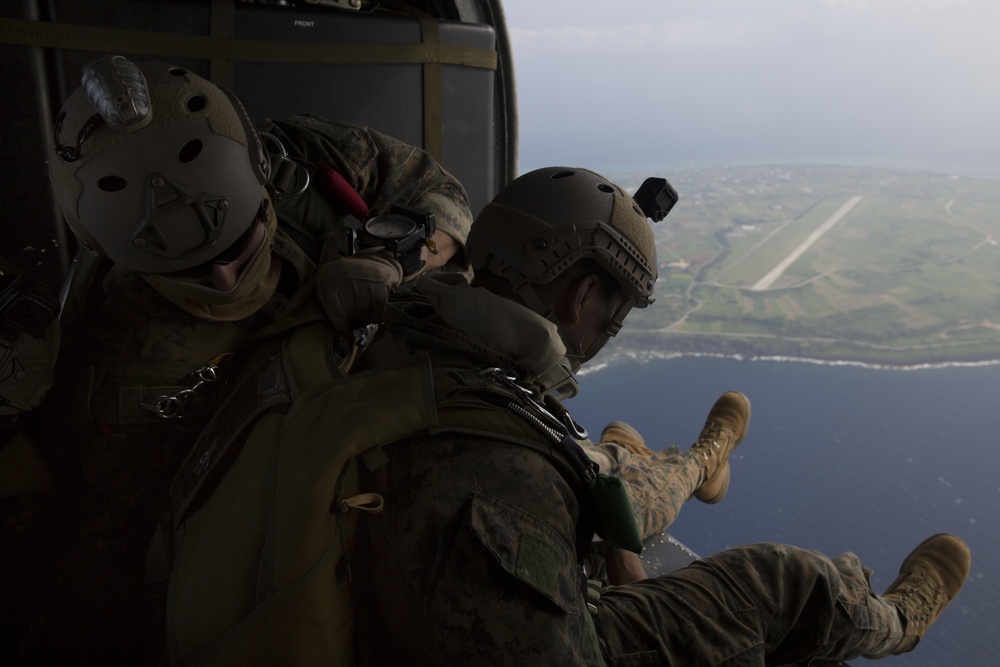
[170,345,287,522]
[90,383,201,425]
[585,579,602,618]
[272,225,319,287]
[86,352,237,425]
[382,300,537,387]
[170,321,348,522]
[433,366,643,554]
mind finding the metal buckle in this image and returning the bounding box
[261,131,310,200]
[144,354,230,419]
[480,368,567,434]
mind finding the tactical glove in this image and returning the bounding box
[0,319,60,419]
[317,251,404,336]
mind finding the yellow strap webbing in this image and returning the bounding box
[210,0,236,90]
[0,10,495,162]
[0,17,498,70]
[416,13,443,161]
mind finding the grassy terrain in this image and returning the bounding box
[606,164,1000,364]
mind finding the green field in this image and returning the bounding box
[606,164,1000,364]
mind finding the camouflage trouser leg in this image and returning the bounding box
[594,542,900,666]
[584,441,702,540]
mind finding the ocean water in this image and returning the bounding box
[566,356,999,666]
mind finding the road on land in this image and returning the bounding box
[751,195,862,291]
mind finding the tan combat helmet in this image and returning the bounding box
[467,166,675,363]
[49,54,270,274]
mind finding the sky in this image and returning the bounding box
[500,0,1000,179]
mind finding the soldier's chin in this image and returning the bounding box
[142,246,279,322]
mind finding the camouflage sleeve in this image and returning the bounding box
[367,434,605,664]
[262,115,473,254]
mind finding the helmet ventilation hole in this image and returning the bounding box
[98,175,127,192]
[597,184,614,193]
[178,139,203,163]
[551,170,575,179]
[168,67,187,77]
[186,95,207,112]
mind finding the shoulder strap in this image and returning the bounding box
[89,354,236,424]
[58,250,112,326]
[170,337,288,523]
[431,366,643,554]
[382,298,539,387]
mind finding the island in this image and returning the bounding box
[603,164,1000,366]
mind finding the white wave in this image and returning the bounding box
[586,349,1000,373]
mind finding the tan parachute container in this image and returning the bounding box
[166,319,434,666]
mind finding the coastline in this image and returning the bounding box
[587,335,1000,376]
[582,348,1000,376]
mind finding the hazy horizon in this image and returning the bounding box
[501,0,1000,181]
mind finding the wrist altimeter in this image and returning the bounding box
[345,204,436,276]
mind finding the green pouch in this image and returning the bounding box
[587,472,643,554]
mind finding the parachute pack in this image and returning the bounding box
[166,314,428,665]
[164,305,640,665]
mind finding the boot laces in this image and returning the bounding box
[891,564,944,627]
[694,420,726,460]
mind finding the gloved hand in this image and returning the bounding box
[316,251,404,336]
[0,319,60,419]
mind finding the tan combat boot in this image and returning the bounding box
[600,421,654,458]
[880,533,971,655]
[690,391,751,503]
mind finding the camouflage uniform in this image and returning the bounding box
[3,116,472,664]
[358,275,902,666]
[582,439,701,541]
[262,114,469,252]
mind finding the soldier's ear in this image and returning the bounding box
[553,273,602,327]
